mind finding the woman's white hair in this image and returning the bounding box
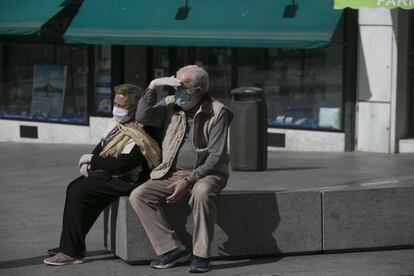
[176,65,209,93]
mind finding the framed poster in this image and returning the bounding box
[95,72,112,113]
[30,64,67,120]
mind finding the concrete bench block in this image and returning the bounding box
[323,187,414,251]
[103,196,157,262]
[213,191,322,257]
[104,190,321,263]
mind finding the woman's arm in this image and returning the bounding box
[89,144,145,175]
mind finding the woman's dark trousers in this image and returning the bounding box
[58,176,136,258]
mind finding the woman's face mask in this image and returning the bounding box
[175,87,202,110]
[112,106,130,123]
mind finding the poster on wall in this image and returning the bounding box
[30,64,67,121]
[95,73,112,113]
[94,45,112,113]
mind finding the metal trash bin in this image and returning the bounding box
[229,87,267,171]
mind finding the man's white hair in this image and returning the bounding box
[176,65,209,93]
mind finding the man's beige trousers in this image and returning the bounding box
[129,170,226,258]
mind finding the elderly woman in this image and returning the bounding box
[43,84,161,266]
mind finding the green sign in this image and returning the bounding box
[335,0,414,9]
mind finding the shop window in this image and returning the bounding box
[194,48,232,105]
[122,43,342,132]
[0,44,88,124]
[237,45,343,131]
[153,47,170,79]
[146,46,233,104]
[151,47,171,100]
[94,45,112,114]
[124,46,147,90]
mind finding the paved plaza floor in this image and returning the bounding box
[1,142,414,275]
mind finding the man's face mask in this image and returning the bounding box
[175,87,202,110]
[112,106,130,123]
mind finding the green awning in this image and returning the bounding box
[0,1,65,35]
[335,0,414,9]
[64,0,342,48]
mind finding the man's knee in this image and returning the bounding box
[129,185,142,206]
[129,182,152,208]
[190,183,212,203]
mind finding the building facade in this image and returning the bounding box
[0,1,413,153]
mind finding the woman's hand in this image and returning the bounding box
[78,154,93,168]
[79,164,89,177]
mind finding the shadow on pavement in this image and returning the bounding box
[0,250,113,269]
[83,255,119,264]
[85,249,111,257]
[213,256,283,270]
[265,166,324,172]
[0,256,44,269]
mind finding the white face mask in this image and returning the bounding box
[112,107,130,123]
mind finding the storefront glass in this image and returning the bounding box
[124,46,147,90]
[194,47,232,105]
[151,47,171,100]
[237,45,343,131]
[94,45,112,114]
[124,44,343,131]
[0,43,89,124]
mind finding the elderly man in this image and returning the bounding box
[129,65,232,273]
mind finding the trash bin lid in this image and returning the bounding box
[231,87,263,95]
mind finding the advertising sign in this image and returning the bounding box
[30,64,67,121]
[335,0,414,9]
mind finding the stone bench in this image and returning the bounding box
[322,186,414,251]
[104,186,414,263]
[103,190,322,264]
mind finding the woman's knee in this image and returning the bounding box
[66,177,88,198]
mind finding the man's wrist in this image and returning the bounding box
[184,177,195,189]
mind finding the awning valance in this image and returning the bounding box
[64,0,342,49]
[335,0,414,9]
[0,1,65,35]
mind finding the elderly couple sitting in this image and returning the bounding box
[43,65,233,273]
